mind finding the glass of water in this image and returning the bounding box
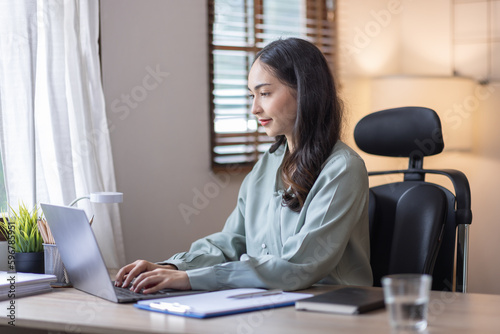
[382,274,432,331]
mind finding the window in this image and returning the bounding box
[209,0,337,169]
[0,153,6,212]
[452,0,499,81]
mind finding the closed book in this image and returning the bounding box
[295,286,385,315]
[1,271,56,301]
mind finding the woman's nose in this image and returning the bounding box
[251,99,261,115]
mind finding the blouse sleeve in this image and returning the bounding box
[184,148,371,291]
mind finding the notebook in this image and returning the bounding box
[295,286,385,315]
[1,271,56,300]
[135,288,313,319]
[40,203,201,303]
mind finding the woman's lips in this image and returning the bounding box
[259,118,272,126]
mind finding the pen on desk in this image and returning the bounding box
[228,289,284,299]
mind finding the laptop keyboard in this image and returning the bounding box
[112,282,204,302]
[114,285,145,298]
[113,284,177,299]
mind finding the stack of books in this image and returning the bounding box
[1,271,57,300]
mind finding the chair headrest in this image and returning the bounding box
[354,106,444,158]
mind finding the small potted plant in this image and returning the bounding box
[0,203,44,273]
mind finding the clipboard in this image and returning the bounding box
[134,288,313,319]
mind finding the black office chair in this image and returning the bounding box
[354,106,472,292]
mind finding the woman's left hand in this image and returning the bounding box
[130,268,192,294]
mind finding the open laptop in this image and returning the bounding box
[40,203,201,303]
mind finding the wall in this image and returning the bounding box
[338,0,500,295]
[100,0,245,264]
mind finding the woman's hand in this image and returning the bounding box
[129,268,191,294]
[114,259,190,293]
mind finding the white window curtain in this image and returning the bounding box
[0,0,125,268]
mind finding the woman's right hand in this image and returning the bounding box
[114,259,177,289]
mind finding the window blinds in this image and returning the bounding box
[209,0,336,168]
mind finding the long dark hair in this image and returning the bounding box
[255,38,343,212]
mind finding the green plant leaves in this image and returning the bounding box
[0,202,43,253]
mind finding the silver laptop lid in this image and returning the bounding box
[40,203,118,302]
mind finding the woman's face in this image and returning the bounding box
[248,59,297,148]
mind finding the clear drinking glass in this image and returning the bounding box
[382,274,432,331]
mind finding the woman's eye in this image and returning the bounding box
[248,94,255,99]
[260,92,270,97]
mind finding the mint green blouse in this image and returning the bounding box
[162,141,372,291]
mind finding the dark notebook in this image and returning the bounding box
[295,286,385,315]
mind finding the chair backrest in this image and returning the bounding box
[355,106,472,292]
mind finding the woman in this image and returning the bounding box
[115,38,372,293]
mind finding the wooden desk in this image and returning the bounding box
[1,285,500,334]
